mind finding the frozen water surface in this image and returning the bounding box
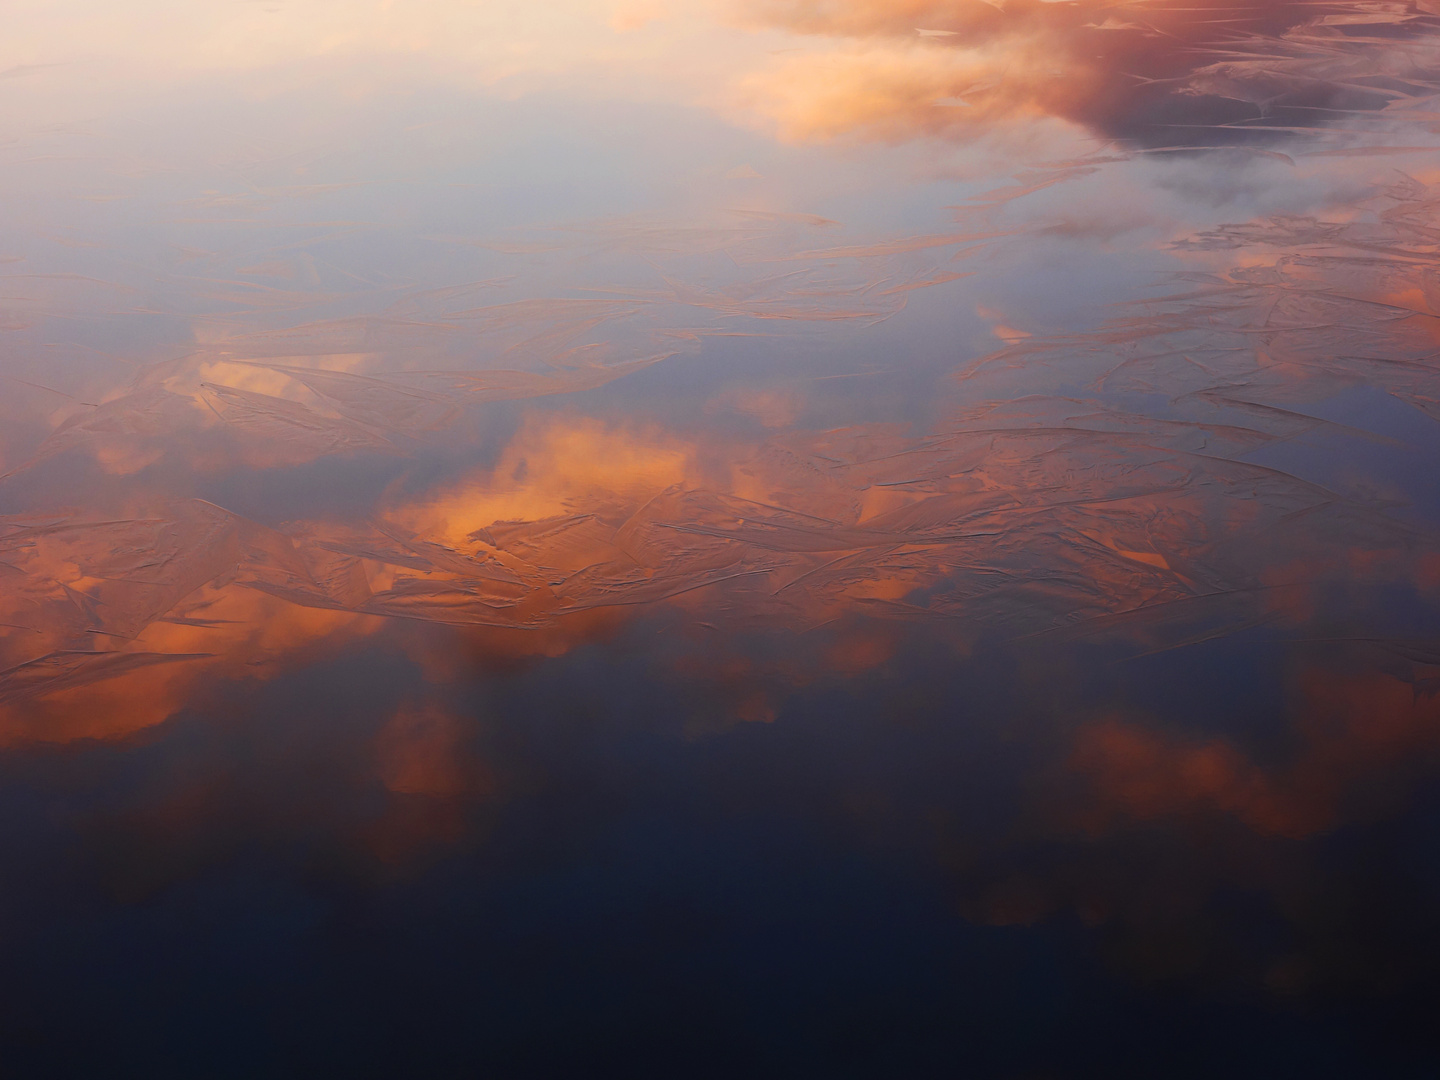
[3,2,1440,1076]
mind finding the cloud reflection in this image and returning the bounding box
[11,160,1440,747]
[727,0,1440,145]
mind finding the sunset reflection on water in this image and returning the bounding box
[3,1,1440,1076]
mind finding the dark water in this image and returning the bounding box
[4,2,1440,1076]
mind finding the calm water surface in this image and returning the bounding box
[4,2,1440,1076]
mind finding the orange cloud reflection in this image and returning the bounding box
[726,0,1440,145]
